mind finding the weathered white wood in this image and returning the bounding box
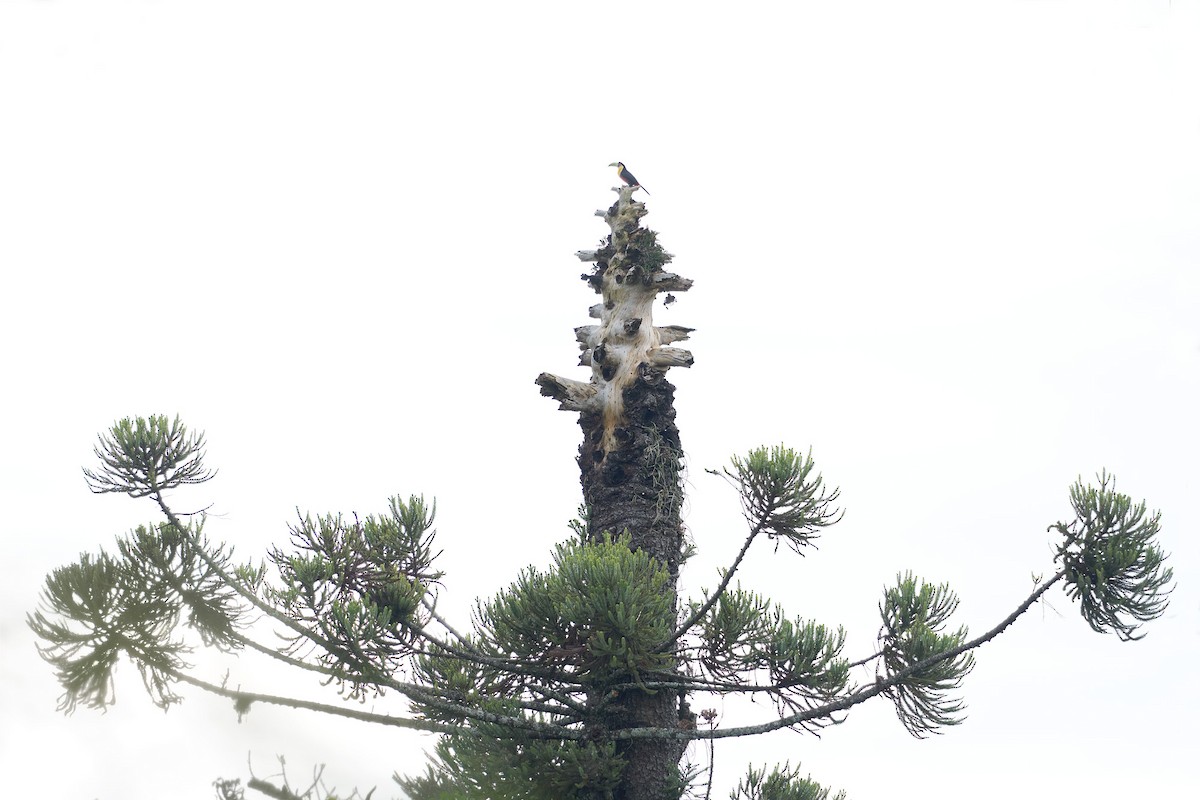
[535,372,597,412]
[655,325,693,345]
[646,347,694,368]
[542,184,694,459]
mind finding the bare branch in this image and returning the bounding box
[169,669,581,741]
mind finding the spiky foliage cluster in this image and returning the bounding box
[267,497,443,698]
[82,415,215,498]
[876,573,974,737]
[730,764,847,800]
[722,446,842,553]
[479,533,676,682]
[413,533,675,722]
[1051,472,1174,641]
[672,446,844,659]
[28,518,248,712]
[694,586,849,724]
[400,533,682,800]
[397,736,624,800]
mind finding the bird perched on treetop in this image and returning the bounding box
[609,162,649,195]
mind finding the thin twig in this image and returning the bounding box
[169,668,582,740]
[662,517,768,650]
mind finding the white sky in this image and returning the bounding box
[2,1,1197,798]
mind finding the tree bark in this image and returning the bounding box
[538,187,695,800]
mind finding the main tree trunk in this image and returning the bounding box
[537,186,695,800]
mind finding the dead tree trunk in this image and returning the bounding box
[537,186,695,800]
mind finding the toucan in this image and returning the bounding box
[609,162,649,194]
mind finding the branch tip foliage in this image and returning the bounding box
[83,414,214,498]
[1051,471,1173,641]
[28,516,247,713]
[877,573,974,737]
[725,445,843,554]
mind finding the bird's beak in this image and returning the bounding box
[608,162,619,167]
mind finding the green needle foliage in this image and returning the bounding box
[877,573,974,738]
[724,446,842,553]
[1051,472,1174,641]
[29,417,1174,800]
[82,415,215,498]
[695,586,849,724]
[29,518,247,712]
[267,496,443,698]
[730,764,847,800]
[29,552,136,711]
[398,736,625,800]
[475,533,676,685]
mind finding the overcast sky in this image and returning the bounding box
[2,2,1197,798]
